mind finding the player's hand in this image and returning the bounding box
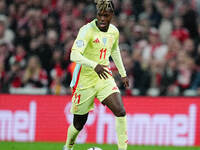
[94,64,110,80]
[121,76,129,88]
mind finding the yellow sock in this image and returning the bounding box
[115,116,128,150]
[65,124,80,149]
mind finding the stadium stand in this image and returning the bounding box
[0,0,200,96]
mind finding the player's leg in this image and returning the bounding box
[102,92,128,150]
[64,87,96,150]
[65,113,88,150]
[97,77,128,150]
[102,92,126,117]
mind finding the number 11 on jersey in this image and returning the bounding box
[100,48,107,59]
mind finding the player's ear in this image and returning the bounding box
[109,9,114,16]
[109,11,114,18]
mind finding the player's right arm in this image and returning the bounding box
[70,25,110,79]
[70,26,97,69]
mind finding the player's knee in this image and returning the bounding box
[73,122,85,131]
[114,109,126,117]
[73,113,88,131]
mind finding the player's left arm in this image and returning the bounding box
[111,31,129,88]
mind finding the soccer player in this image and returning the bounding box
[64,0,129,150]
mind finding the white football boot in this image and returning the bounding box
[63,145,73,150]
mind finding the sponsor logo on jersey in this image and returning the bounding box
[112,86,118,90]
[93,38,100,43]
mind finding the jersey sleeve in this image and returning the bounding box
[71,26,90,54]
[111,31,127,77]
[70,26,97,69]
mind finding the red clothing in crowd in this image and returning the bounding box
[171,28,190,42]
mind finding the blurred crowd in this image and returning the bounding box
[0,0,200,96]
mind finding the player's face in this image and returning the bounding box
[96,10,113,32]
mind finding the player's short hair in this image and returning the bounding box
[95,0,114,13]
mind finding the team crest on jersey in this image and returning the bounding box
[76,40,84,48]
[102,37,107,46]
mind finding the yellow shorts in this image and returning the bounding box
[70,77,120,115]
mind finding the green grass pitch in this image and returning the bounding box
[0,142,200,150]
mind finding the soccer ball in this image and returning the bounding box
[87,147,102,150]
